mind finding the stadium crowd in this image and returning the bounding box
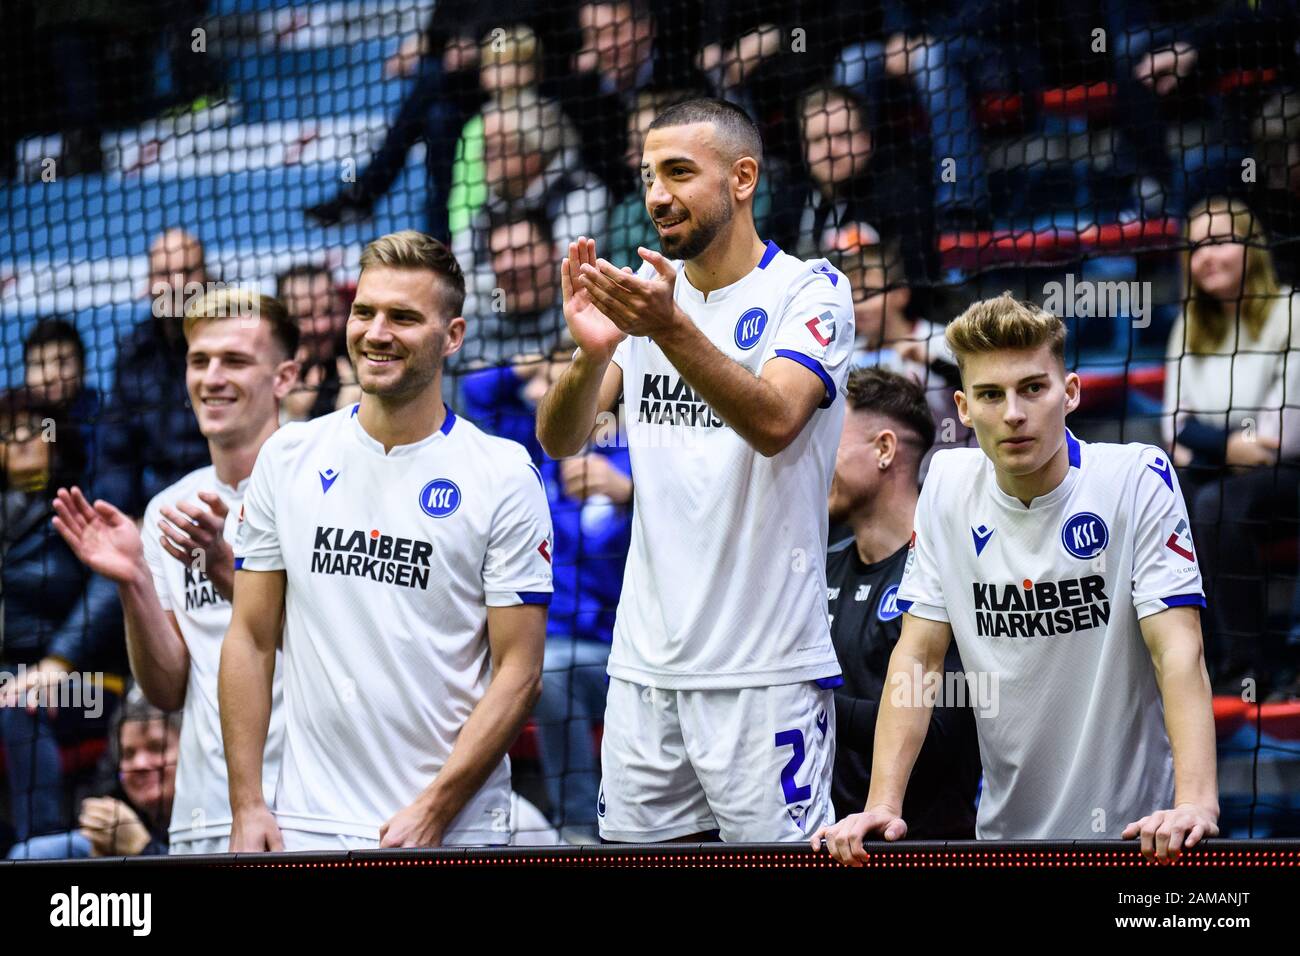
[2,0,1300,855]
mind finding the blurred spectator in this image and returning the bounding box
[825,367,980,834]
[557,1,708,197]
[1164,196,1300,693]
[792,85,937,291]
[306,2,581,239]
[1110,0,1300,218]
[696,0,832,173]
[0,389,127,845]
[277,265,359,421]
[1252,90,1300,289]
[453,89,607,323]
[23,318,102,486]
[832,234,962,434]
[97,228,210,516]
[7,686,178,858]
[458,209,564,372]
[445,24,552,242]
[832,1,1057,227]
[462,345,632,843]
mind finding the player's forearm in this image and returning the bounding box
[865,648,941,811]
[118,571,190,711]
[415,660,542,831]
[654,317,797,456]
[1154,641,1220,814]
[218,622,277,812]
[537,349,609,458]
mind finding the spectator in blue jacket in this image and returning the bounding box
[96,228,210,516]
[0,388,127,844]
[462,344,632,843]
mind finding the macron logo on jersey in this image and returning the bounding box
[1147,456,1174,491]
[311,526,434,590]
[812,263,840,287]
[319,468,340,494]
[973,575,1111,637]
[972,524,995,556]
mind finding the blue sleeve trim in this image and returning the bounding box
[518,591,552,606]
[896,599,914,612]
[773,349,835,408]
[815,675,844,689]
[1161,593,1207,609]
[234,557,245,570]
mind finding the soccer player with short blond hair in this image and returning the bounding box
[814,292,1218,862]
[53,289,299,853]
[221,231,553,851]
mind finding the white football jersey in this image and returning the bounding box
[608,241,854,688]
[235,404,554,844]
[142,465,284,849]
[897,431,1205,839]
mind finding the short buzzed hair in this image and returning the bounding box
[845,367,935,462]
[647,97,763,165]
[945,292,1067,377]
[359,230,467,319]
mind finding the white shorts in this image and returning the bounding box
[598,677,835,843]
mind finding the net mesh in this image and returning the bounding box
[1,0,1298,855]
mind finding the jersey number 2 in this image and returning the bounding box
[774,729,812,804]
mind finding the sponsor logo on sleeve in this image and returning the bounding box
[804,310,836,347]
[1164,516,1196,562]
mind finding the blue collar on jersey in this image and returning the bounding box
[350,402,456,435]
[757,240,780,269]
[1066,429,1081,468]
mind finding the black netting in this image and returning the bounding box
[1,0,1299,857]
